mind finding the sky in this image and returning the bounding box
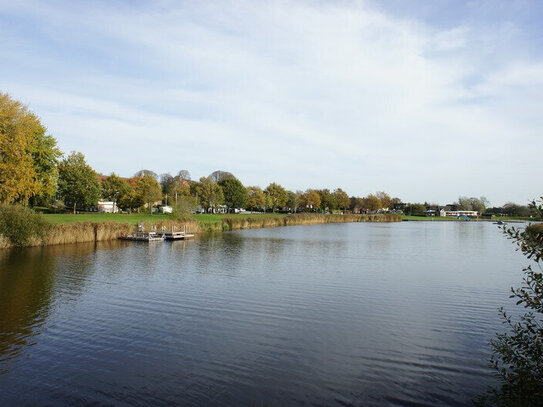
[1,0,542,206]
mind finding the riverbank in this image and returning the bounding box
[0,213,402,249]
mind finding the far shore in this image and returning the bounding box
[1,212,403,249]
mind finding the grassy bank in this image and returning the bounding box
[0,212,401,249]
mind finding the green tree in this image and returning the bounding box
[318,189,337,212]
[404,202,426,216]
[196,177,224,213]
[135,174,162,214]
[30,132,62,203]
[477,197,543,406]
[247,186,265,210]
[218,177,248,211]
[57,152,101,214]
[286,190,301,213]
[264,182,287,212]
[333,188,350,211]
[0,92,61,204]
[101,173,130,210]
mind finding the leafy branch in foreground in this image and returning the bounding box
[476,197,543,406]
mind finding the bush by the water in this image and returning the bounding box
[0,205,51,246]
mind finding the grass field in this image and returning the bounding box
[42,212,287,225]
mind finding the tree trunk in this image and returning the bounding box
[73,202,76,214]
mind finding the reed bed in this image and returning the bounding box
[0,213,401,248]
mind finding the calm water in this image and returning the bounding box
[0,222,526,406]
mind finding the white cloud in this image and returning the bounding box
[1,0,541,204]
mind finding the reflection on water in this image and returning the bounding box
[0,222,525,406]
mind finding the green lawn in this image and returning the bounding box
[42,212,287,225]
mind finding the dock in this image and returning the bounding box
[162,226,195,240]
[119,231,164,242]
[119,225,194,242]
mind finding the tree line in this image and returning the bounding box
[0,92,535,217]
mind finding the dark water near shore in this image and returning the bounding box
[0,222,526,406]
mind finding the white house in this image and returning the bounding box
[97,201,119,213]
[439,209,478,217]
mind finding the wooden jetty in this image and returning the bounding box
[119,224,194,242]
[119,231,164,242]
[162,226,195,241]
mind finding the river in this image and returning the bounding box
[0,221,526,406]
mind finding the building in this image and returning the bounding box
[439,209,478,217]
[97,201,119,213]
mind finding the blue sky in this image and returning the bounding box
[1,0,542,205]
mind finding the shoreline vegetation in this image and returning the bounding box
[0,210,534,250]
[0,212,402,249]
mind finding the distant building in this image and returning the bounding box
[439,209,478,217]
[160,206,173,214]
[97,201,118,213]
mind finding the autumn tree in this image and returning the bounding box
[300,189,321,211]
[135,174,163,214]
[333,188,350,211]
[264,183,288,212]
[362,194,382,212]
[376,191,392,210]
[218,177,248,211]
[58,152,101,214]
[0,92,61,204]
[247,186,266,210]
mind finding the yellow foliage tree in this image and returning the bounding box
[0,93,61,204]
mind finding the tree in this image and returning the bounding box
[0,92,61,204]
[196,177,224,213]
[264,183,288,212]
[118,189,144,213]
[333,188,350,211]
[218,177,248,211]
[318,189,337,212]
[457,196,488,215]
[30,132,62,203]
[286,190,302,213]
[477,197,543,406]
[133,169,158,179]
[160,173,175,195]
[177,169,191,181]
[57,152,101,213]
[362,194,382,212]
[300,189,321,211]
[404,202,426,216]
[135,174,162,214]
[209,170,235,183]
[247,186,265,210]
[376,191,392,210]
[101,173,130,210]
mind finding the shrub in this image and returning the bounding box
[0,205,51,246]
[476,198,543,406]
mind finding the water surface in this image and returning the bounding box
[0,222,526,406]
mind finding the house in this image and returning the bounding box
[160,206,173,214]
[97,201,119,213]
[439,209,478,217]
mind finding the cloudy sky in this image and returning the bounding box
[1,0,542,205]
